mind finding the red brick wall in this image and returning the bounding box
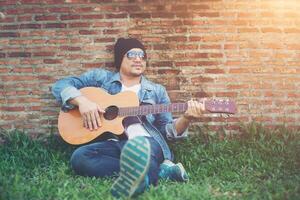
[1,0,300,135]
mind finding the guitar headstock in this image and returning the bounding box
[205,99,237,114]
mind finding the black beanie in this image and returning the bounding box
[114,38,146,71]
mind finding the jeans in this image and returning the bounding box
[70,137,164,186]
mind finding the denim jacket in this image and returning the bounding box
[51,68,188,161]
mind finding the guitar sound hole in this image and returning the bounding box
[103,106,119,120]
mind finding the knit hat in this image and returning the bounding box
[114,38,146,71]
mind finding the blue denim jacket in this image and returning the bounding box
[52,68,188,161]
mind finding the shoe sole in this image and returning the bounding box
[176,163,189,182]
[111,137,151,199]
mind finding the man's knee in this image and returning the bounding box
[70,146,89,173]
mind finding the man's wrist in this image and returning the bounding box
[182,114,194,123]
[69,95,87,106]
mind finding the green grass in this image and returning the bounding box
[0,123,299,200]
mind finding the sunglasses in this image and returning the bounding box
[126,51,146,60]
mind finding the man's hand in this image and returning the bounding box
[69,96,105,131]
[175,98,206,135]
[183,98,206,121]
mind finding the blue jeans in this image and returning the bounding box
[70,137,164,186]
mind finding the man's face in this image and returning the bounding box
[119,48,146,77]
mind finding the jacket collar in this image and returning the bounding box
[109,72,153,91]
[109,72,153,101]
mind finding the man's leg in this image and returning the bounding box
[110,136,164,198]
[70,139,127,178]
[146,137,164,185]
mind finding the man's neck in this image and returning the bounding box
[120,74,141,87]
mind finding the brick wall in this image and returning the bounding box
[1,0,300,136]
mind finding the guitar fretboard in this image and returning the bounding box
[118,103,188,117]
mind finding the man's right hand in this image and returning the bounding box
[69,96,105,131]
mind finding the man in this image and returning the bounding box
[52,38,205,198]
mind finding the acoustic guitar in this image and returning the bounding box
[58,87,237,145]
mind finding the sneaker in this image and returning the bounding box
[111,136,151,199]
[158,160,189,182]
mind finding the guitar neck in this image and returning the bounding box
[118,103,187,117]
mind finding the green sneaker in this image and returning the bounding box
[111,136,151,199]
[158,160,189,182]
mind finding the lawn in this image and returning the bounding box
[0,123,299,200]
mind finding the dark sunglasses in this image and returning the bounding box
[126,51,146,60]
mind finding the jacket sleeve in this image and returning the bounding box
[153,85,189,141]
[51,69,109,111]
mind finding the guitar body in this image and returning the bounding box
[58,87,139,145]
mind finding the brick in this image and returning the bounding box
[237,12,257,18]
[2,75,36,81]
[0,32,20,37]
[17,15,32,22]
[194,12,219,17]
[105,13,128,19]
[0,0,18,5]
[48,7,72,13]
[20,23,41,29]
[43,59,63,64]
[44,23,67,28]
[151,13,175,18]
[94,38,114,43]
[261,27,282,33]
[189,36,203,41]
[205,68,225,74]
[93,22,114,28]
[72,6,94,13]
[165,36,187,42]
[81,14,104,19]
[215,92,237,98]
[60,15,80,20]
[69,22,90,28]
[33,52,55,57]
[118,5,141,12]
[60,46,81,51]
[238,28,259,33]
[229,68,250,73]
[151,61,173,67]
[34,15,58,21]
[8,52,31,57]
[187,4,210,10]
[82,62,104,68]
[227,84,249,89]
[157,69,180,75]
[177,44,198,50]
[284,28,300,33]
[0,107,25,112]
[103,29,122,35]
[176,12,194,19]
[23,7,47,14]
[22,0,47,3]
[47,38,68,44]
[0,14,14,22]
[224,44,238,49]
[11,67,34,73]
[79,30,100,35]
[191,76,214,84]
[200,44,221,49]
[189,53,208,59]
[38,75,55,81]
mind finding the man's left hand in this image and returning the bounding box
[183,98,206,121]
